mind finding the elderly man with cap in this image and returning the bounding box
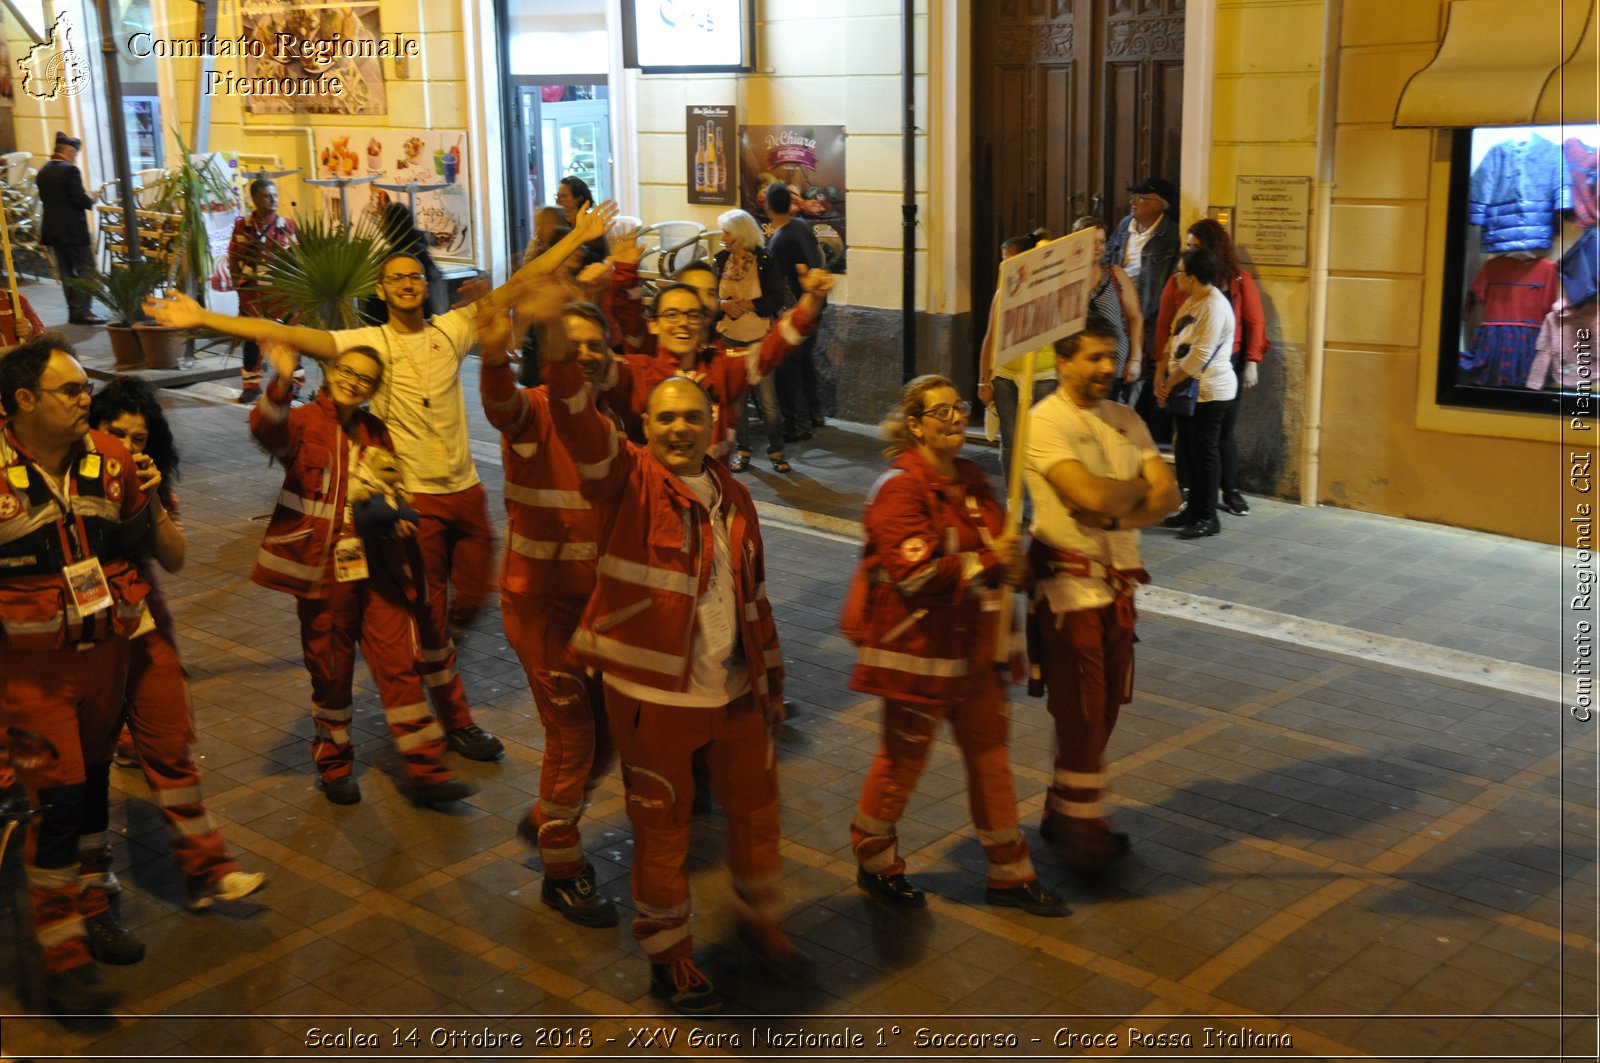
[36,133,103,326]
[1102,177,1178,408]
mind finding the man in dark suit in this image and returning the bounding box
[36,131,103,325]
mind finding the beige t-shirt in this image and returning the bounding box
[328,307,480,495]
[1023,390,1158,612]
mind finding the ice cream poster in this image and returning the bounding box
[311,128,473,262]
[738,124,846,274]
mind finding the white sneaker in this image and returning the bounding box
[187,870,267,911]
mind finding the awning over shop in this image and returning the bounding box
[1395,0,1596,127]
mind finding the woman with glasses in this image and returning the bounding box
[248,342,473,808]
[847,375,1069,918]
[89,377,266,913]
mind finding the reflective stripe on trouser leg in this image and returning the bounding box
[125,629,238,883]
[505,593,609,880]
[604,687,704,964]
[1038,600,1132,828]
[359,571,454,786]
[76,831,114,918]
[28,863,90,973]
[949,667,1034,887]
[297,591,360,781]
[852,699,944,877]
[705,696,782,924]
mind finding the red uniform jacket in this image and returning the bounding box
[850,451,1008,706]
[545,359,785,708]
[248,378,400,598]
[480,357,616,601]
[228,211,297,318]
[0,424,150,650]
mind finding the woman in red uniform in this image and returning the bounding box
[848,375,1068,916]
[90,378,266,913]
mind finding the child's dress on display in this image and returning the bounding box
[1461,255,1561,387]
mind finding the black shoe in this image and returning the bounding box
[986,879,1071,917]
[84,910,145,965]
[68,314,107,326]
[856,866,928,908]
[1177,516,1221,539]
[1221,491,1251,516]
[542,863,618,928]
[446,724,505,761]
[407,776,474,806]
[46,964,122,1014]
[237,388,262,405]
[322,775,361,805]
[649,957,725,1015]
[1161,508,1197,529]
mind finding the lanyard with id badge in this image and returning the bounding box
[334,440,369,583]
[17,452,116,617]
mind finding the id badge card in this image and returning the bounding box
[334,536,369,583]
[64,557,112,615]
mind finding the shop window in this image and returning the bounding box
[1440,124,1598,415]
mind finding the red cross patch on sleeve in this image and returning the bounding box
[0,495,18,520]
[899,536,931,564]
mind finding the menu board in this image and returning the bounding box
[312,128,472,261]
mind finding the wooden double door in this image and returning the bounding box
[971,0,1186,370]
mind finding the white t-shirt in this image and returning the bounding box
[1122,221,1156,280]
[1024,391,1158,612]
[605,469,751,708]
[1167,286,1238,403]
[328,307,480,495]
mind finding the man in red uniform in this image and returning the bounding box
[546,303,793,1016]
[1022,321,1181,871]
[603,239,833,455]
[479,292,619,927]
[228,177,297,402]
[0,334,154,1013]
[146,204,621,764]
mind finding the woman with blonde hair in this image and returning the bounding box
[713,207,790,472]
[845,375,1068,917]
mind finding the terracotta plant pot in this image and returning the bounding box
[106,323,144,371]
[135,324,184,370]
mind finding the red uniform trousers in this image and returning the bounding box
[412,484,496,642]
[294,571,455,787]
[1,639,127,974]
[123,617,241,888]
[1035,597,1136,831]
[503,593,613,879]
[604,687,781,963]
[851,664,1035,889]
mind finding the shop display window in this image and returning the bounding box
[1439,124,1599,415]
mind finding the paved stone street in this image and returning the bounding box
[0,288,1594,1060]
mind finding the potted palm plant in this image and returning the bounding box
[69,260,169,370]
[257,211,387,329]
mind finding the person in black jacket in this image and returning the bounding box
[36,132,103,325]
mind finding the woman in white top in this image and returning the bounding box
[1154,247,1237,539]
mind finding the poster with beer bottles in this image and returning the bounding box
[686,106,737,206]
[739,124,847,274]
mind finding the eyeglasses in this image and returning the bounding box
[383,272,425,285]
[656,309,708,325]
[916,400,972,422]
[104,427,149,448]
[331,363,379,389]
[36,381,94,400]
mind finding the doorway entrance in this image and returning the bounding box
[970,0,1186,383]
[505,79,611,258]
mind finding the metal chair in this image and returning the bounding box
[636,220,706,280]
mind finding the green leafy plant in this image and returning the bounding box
[257,211,387,330]
[152,130,237,298]
[68,260,170,325]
